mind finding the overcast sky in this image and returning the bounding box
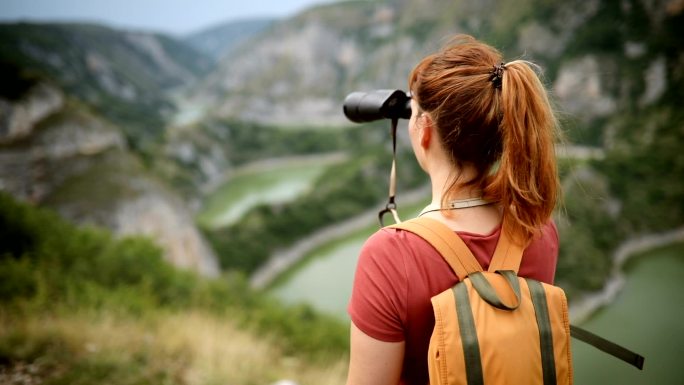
[1,0,338,35]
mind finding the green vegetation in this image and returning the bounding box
[554,102,684,297]
[196,120,366,165]
[533,0,684,297]
[0,192,348,383]
[597,107,684,234]
[205,144,425,274]
[160,119,385,197]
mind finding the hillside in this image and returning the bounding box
[1,0,682,295]
[187,0,680,128]
[0,24,220,275]
[0,192,347,384]
[0,22,212,155]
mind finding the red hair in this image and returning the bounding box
[408,35,560,244]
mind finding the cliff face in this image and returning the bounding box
[185,0,680,133]
[187,2,424,126]
[0,81,219,276]
[0,21,222,277]
[0,22,225,276]
[0,83,64,144]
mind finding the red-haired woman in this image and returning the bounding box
[346,35,561,385]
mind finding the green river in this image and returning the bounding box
[197,158,338,229]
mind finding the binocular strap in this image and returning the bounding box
[378,118,401,226]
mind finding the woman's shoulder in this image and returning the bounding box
[519,219,559,283]
[358,226,444,272]
[525,219,559,252]
[537,219,559,246]
[360,226,416,259]
[363,224,445,250]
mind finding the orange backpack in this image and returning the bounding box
[391,217,644,385]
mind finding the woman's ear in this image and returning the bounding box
[420,114,433,149]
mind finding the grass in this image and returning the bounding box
[0,192,349,385]
[0,306,347,385]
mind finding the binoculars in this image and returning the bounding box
[343,89,411,123]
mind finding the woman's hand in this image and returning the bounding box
[346,321,405,385]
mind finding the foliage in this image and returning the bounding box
[554,168,622,297]
[0,192,348,373]
[161,119,389,197]
[545,0,684,298]
[595,107,684,234]
[555,104,684,296]
[205,143,425,273]
[208,120,371,164]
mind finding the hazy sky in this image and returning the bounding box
[1,0,338,35]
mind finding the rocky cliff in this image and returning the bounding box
[0,81,219,276]
[186,0,681,133]
[0,22,221,276]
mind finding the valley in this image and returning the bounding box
[1,0,682,384]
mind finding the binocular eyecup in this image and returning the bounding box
[343,89,411,123]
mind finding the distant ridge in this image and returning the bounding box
[184,18,276,62]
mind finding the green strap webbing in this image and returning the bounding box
[454,283,484,385]
[469,271,521,310]
[570,325,645,370]
[528,279,558,385]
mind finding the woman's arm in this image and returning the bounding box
[346,321,405,385]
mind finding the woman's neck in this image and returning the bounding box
[428,163,481,207]
[421,158,501,234]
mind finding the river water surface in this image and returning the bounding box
[198,156,341,229]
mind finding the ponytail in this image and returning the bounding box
[483,60,560,243]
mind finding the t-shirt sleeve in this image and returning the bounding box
[348,228,408,342]
[519,219,560,284]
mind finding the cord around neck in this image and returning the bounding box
[418,197,495,217]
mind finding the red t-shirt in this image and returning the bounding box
[348,220,559,385]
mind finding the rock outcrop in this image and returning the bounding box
[0,83,219,277]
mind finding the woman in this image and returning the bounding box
[346,35,561,385]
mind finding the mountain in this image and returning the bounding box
[184,18,276,62]
[0,22,211,98]
[187,0,681,131]
[186,0,423,126]
[0,23,219,276]
[0,22,213,155]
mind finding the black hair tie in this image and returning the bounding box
[490,62,506,89]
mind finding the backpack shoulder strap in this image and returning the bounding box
[389,217,482,280]
[488,224,525,273]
